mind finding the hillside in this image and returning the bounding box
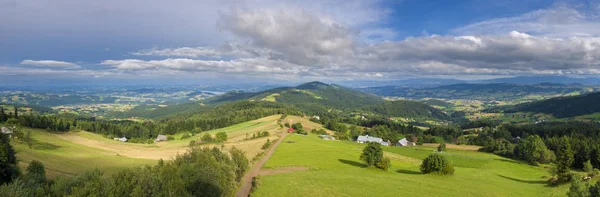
[504,92,600,118]
[361,83,597,100]
[206,81,383,110]
[363,100,451,121]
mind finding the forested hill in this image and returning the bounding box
[503,92,600,118]
[200,81,454,122]
[360,83,598,100]
[204,81,384,111]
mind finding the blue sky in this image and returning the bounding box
[2,0,600,86]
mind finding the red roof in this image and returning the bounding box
[288,128,295,133]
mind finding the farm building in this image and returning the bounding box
[397,138,415,146]
[1,126,13,135]
[155,135,168,142]
[356,135,389,146]
[288,127,295,133]
[319,135,335,140]
[118,137,128,142]
[1,126,13,138]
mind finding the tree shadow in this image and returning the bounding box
[494,158,524,165]
[31,139,61,150]
[338,159,367,168]
[397,169,422,175]
[497,174,546,184]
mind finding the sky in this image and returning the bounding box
[2,0,600,86]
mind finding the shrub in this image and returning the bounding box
[180,133,192,140]
[261,139,272,150]
[189,140,196,147]
[146,139,154,144]
[251,175,261,193]
[584,160,593,176]
[215,132,227,142]
[437,143,447,152]
[420,153,454,175]
[167,136,175,140]
[375,157,391,171]
[201,133,213,142]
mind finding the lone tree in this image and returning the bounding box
[420,153,454,175]
[0,133,20,184]
[437,143,447,152]
[556,136,574,182]
[360,142,390,170]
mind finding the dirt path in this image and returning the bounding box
[236,132,289,197]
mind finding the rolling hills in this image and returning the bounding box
[360,83,598,101]
[503,92,600,118]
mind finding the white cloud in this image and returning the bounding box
[20,60,81,69]
[453,5,600,38]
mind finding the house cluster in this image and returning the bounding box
[356,135,416,147]
[356,135,390,146]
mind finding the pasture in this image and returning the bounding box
[253,134,570,197]
[13,115,293,178]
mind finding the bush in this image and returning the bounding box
[584,160,593,176]
[201,133,213,142]
[251,175,261,193]
[167,136,175,140]
[261,139,272,150]
[420,153,454,175]
[189,140,196,147]
[180,133,192,140]
[146,139,154,144]
[215,132,227,142]
[375,157,391,171]
[437,143,447,152]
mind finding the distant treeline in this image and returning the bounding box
[1,101,299,143]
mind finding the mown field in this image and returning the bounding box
[253,134,570,197]
[12,115,295,178]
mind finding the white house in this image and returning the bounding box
[155,135,168,142]
[1,126,13,135]
[356,135,389,146]
[397,138,415,146]
[118,137,128,142]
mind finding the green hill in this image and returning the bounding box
[361,83,597,101]
[504,92,600,118]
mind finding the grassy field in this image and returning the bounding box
[253,134,570,197]
[13,128,156,178]
[12,115,316,178]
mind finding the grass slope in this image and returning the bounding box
[13,115,296,178]
[253,134,568,197]
[14,128,156,178]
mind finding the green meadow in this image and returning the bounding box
[13,128,156,178]
[253,134,570,197]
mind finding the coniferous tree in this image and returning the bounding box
[0,133,20,185]
[557,136,575,182]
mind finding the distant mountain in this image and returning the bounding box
[503,92,600,118]
[360,83,599,101]
[339,78,466,88]
[475,76,600,85]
